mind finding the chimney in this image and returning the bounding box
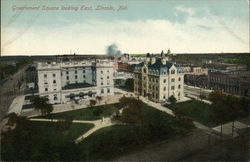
[150,57,156,64]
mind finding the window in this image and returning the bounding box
[178,85,181,89]
[107,76,109,79]
[53,74,56,77]
[45,88,48,91]
[83,70,85,73]
[44,74,47,78]
[163,87,166,91]
[107,88,110,93]
[83,75,86,78]
[179,77,181,81]
[101,71,103,74]
[53,80,56,84]
[66,71,69,74]
[54,89,57,91]
[171,86,175,90]
[101,82,103,85]
[101,89,104,93]
[171,70,175,74]
[54,94,58,100]
[75,71,77,74]
[75,76,77,79]
[45,82,48,85]
[163,79,166,83]
[171,78,175,82]
[66,76,69,80]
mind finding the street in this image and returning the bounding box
[0,66,27,121]
[184,85,212,99]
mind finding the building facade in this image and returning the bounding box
[37,59,114,104]
[133,56,184,103]
[185,70,250,97]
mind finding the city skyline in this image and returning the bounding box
[1,0,249,56]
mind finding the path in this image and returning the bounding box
[29,117,115,144]
[115,88,245,139]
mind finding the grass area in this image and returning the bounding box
[29,121,94,142]
[165,100,216,127]
[1,120,94,161]
[37,103,123,120]
[2,102,194,161]
[76,104,195,160]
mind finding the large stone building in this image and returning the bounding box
[37,59,114,104]
[133,55,184,103]
[185,70,250,97]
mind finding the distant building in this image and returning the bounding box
[117,62,134,72]
[208,63,247,71]
[37,59,114,104]
[185,70,250,97]
[179,65,208,75]
[134,55,184,103]
[25,65,38,84]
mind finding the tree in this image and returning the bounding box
[89,99,96,108]
[124,78,134,92]
[31,97,53,116]
[119,96,144,124]
[168,95,177,104]
[96,96,102,104]
[173,107,185,118]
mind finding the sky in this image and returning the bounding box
[1,0,249,56]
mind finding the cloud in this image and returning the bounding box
[175,6,196,16]
[1,14,249,55]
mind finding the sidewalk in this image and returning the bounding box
[8,95,25,116]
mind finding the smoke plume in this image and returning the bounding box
[106,44,122,57]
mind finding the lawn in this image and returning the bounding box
[1,120,94,161]
[29,121,94,142]
[2,102,194,161]
[75,103,195,160]
[37,103,123,120]
[165,100,217,127]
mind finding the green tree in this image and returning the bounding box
[119,96,144,124]
[96,96,102,104]
[124,78,134,92]
[168,95,177,104]
[89,99,97,108]
[31,97,53,116]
